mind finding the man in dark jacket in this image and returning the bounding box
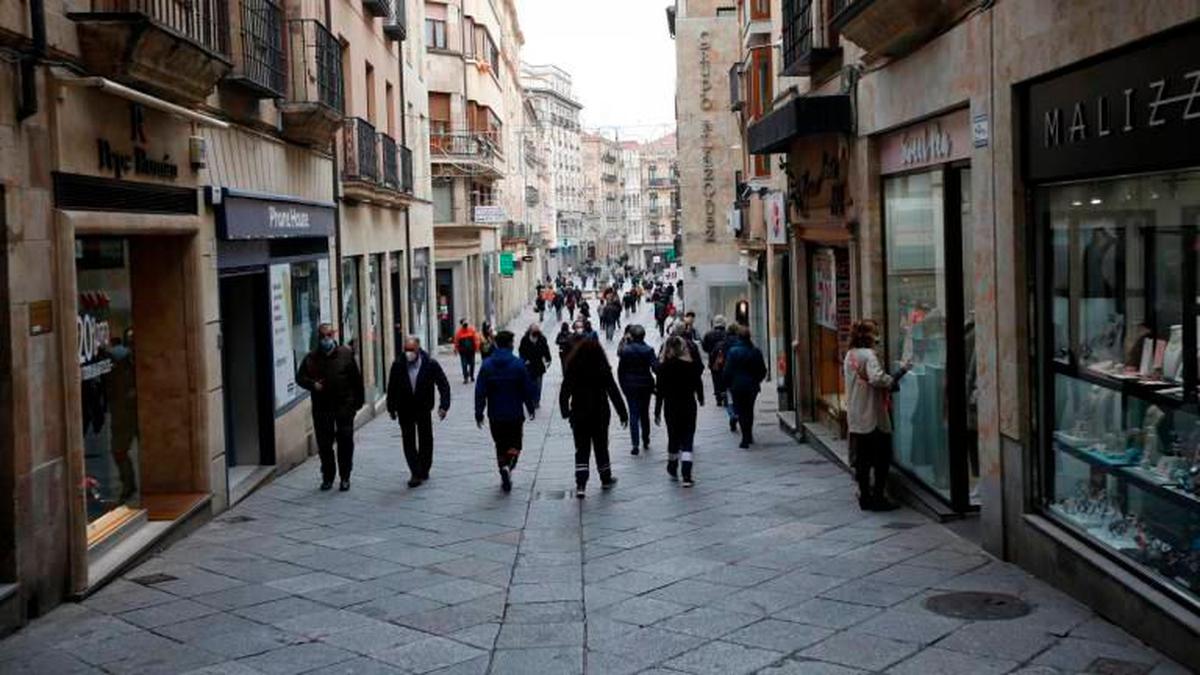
[518,324,552,408]
[387,336,451,488]
[296,323,365,491]
[723,326,769,449]
[701,316,729,406]
[617,324,657,454]
[475,331,537,492]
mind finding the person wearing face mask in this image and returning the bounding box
[387,336,451,488]
[297,324,365,491]
[518,323,552,408]
[555,321,574,363]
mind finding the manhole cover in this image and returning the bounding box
[219,515,256,524]
[923,591,1031,620]
[881,522,921,530]
[1085,658,1152,675]
[536,490,567,500]
[129,573,178,586]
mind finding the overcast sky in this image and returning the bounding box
[515,0,677,140]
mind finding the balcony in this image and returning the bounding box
[781,0,840,77]
[280,19,343,146]
[342,117,378,202]
[647,177,675,188]
[400,145,414,194]
[69,0,233,105]
[361,0,388,18]
[501,223,530,246]
[601,173,618,184]
[225,0,285,98]
[430,132,502,179]
[730,63,744,112]
[383,0,407,41]
[830,0,974,61]
[380,133,399,189]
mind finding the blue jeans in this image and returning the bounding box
[624,388,652,448]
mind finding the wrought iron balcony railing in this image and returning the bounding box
[383,0,407,41]
[400,145,414,193]
[229,0,285,97]
[343,117,379,183]
[781,0,839,76]
[430,132,501,171]
[286,19,343,112]
[380,132,399,188]
[83,0,231,56]
[362,0,388,19]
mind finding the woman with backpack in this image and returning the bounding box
[843,319,911,511]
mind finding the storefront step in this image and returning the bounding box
[229,466,276,508]
[0,584,18,638]
[82,494,212,597]
[795,421,963,524]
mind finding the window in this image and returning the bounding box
[425,18,446,49]
[365,61,376,124]
[429,92,451,147]
[463,17,475,58]
[432,178,454,222]
[341,257,362,366]
[385,81,395,136]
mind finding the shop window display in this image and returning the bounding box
[1042,170,1200,600]
[342,257,362,364]
[76,238,140,523]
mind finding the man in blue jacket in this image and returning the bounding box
[723,325,768,449]
[617,324,657,455]
[475,330,537,492]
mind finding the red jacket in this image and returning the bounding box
[453,327,481,354]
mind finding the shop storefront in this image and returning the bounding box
[213,190,334,495]
[51,84,214,591]
[878,108,979,510]
[1026,25,1200,612]
[367,254,386,402]
[411,248,432,348]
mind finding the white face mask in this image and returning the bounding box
[405,350,419,363]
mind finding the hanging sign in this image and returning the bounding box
[499,251,515,277]
[767,191,787,245]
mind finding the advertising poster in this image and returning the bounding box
[270,264,297,408]
[814,249,837,330]
[317,259,332,324]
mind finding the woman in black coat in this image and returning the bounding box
[518,324,552,408]
[655,336,705,487]
[560,339,628,498]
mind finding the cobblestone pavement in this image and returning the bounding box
[0,303,1189,674]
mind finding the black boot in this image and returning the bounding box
[681,462,693,488]
[666,460,678,481]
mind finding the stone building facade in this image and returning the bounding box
[749,0,1200,666]
[668,0,749,332]
[0,0,434,633]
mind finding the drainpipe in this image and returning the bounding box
[17,0,46,121]
[399,17,414,342]
[325,0,344,329]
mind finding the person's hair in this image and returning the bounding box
[566,336,611,375]
[494,330,515,349]
[318,322,333,334]
[560,322,570,332]
[628,324,646,342]
[529,322,541,333]
[405,335,422,348]
[849,320,878,348]
[460,318,469,326]
[738,325,751,339]
[662,336,689,361]
[712,315,726,327]
[685,311,695,319]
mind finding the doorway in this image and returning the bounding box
[219,272,275,490]
[437,268,455,343]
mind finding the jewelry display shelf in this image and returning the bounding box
[1054,436,1138,469]
[1055,361,1189,409]
[1119,465,1200,510]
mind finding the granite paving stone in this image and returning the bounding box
[0,304,1179,675]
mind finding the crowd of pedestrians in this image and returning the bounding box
[303,267,901,511]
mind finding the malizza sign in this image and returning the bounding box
[1025,24,1199,182]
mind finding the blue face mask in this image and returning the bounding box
[320,337,336,353]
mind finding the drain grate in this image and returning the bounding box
[129,573,178,586]
[923,591,1031,620]
[1085,658,1152,675]
[219,515,256,524]
[536,490,567,500]
[881,522,921,530]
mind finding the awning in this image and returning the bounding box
[748,95,853,155]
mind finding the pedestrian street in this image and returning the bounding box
[0,304,1186,675]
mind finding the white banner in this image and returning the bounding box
[474,205,507,224]
[767,191,787,245]
[270,264,298,408]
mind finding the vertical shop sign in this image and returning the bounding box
[835,249,852,353]
[317,259,332,324]
[270,264,297,407]
[815,249,837,330]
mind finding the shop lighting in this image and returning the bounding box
[1071,200,1083,207]
[1090,198,1103,205]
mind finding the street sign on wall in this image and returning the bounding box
[499,251,515,277]
[474,205,507,224]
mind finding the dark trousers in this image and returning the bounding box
[624,388,652,448]
[314,409,355,481]
[459,352,476,381]
[732,391,758,445]
[710,370,726,406]
[490,419,524,472]
[851,430,892,503]
[572,420,613,487]
[399,413,434,480]
[665,413,696,480]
